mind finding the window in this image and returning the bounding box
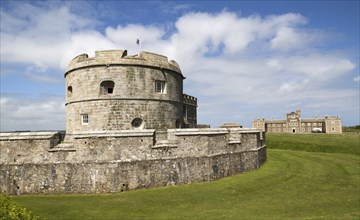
[155,81,166,94]
[100,81,115,95]
[67,86,73,96]
[81,114,89,125]
[131,118,143,129]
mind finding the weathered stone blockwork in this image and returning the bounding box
[0,129,266,195]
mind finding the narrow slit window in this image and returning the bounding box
[67,86,73,96]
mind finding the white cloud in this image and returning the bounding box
[0,3,358,130]
[271,27,306,51]
[278,79,309,94]
[353,76,360,82]
[0,3,95,70]
[0,96,65,131]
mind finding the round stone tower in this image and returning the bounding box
[65,49,185,134]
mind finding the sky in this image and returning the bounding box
[0,0,359,131]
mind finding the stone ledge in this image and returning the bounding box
[0,131,59,141]
[48,142,76,152]
[152,140,178,149]
[227,128,263,133]
[73,129,156,139]
[168,128,229,136]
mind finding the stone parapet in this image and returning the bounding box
[0,128,266,194]
[66,50,183,77]
[0,131,61,140]
[183,94,197,106]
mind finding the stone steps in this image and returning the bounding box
[152,139,178,149]
[48,142,76,152]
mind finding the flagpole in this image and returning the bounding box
[136,38,141,55]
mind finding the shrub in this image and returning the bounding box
[0,194,41,220]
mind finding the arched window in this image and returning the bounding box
[67,86,73,96]
[100,81,115,95]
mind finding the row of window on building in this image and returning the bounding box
[68,80,166,96]
[262,122,323,128]
[80,114,183,129]
[80,114,144,128]
[268,127,318,133]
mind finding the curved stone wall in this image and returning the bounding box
[65,50,184,133]
[0,129,266,195]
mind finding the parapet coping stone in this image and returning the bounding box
[169,128,229,136]
[66,50,183,77]
[168,128,261,136]
[73,129,156,139]
[0,128,262,140]
[0,131,59,141]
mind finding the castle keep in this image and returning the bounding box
[65,50,197,134]
[252,109,342,134]
[0,50,266,195]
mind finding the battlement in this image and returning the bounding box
[183,94,197,106]
[66,49,183,77]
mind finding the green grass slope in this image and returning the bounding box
[266,133,360,155]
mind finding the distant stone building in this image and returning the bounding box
[252,109,342,134]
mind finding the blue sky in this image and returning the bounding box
[0,0,359,131]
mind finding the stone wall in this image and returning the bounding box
[0,128,266,195]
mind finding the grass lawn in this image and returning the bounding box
[11,133,360,219]
[266,133,360,155]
